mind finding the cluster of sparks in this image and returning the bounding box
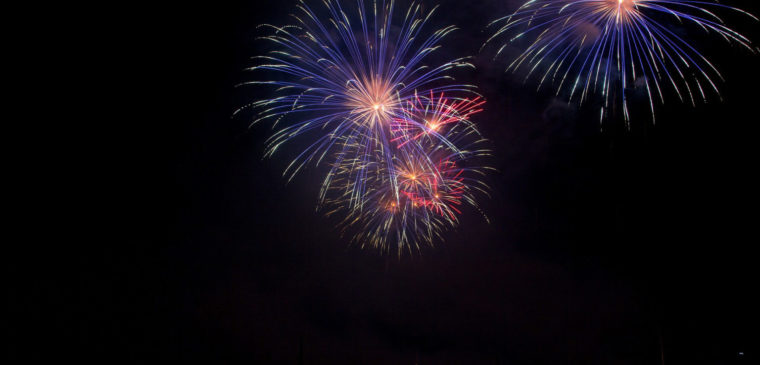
[238,0,491,254]
[487,0,757,121]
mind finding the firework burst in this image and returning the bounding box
[237,0,476,184]
[486,0,757,121]
[391,91,485,149]
[320,93,491,254]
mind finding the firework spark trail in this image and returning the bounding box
[239,0,491,252]
[486,0,756,122]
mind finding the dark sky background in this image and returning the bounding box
[67,0,759,364]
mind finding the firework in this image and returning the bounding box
[486,0,756,121]
[391,91,485,149]
[320,147,490,254]
[320,93,491,254]
[237,0,476,185]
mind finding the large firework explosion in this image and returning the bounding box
[486,0,757,122]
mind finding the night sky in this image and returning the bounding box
[62,0,760,363]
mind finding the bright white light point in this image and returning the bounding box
[373,104,381,111]
[617,0,635,8]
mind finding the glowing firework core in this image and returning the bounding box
[612,0,637,17]
[371,102,387,114]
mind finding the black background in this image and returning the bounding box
[40,0,760,363]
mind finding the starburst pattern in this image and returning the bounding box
[487,0,757,121]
